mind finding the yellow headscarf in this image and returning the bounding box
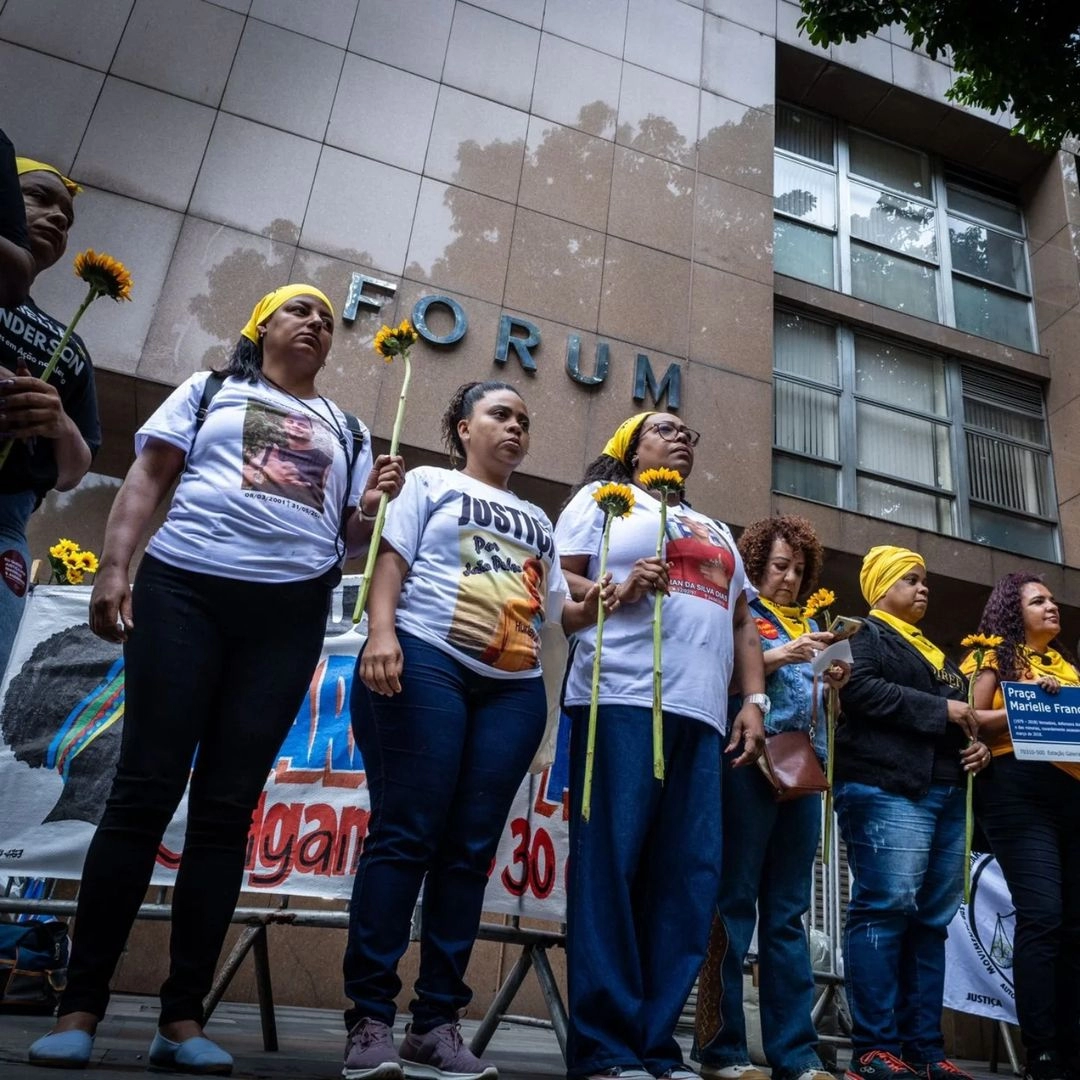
[859,545,924,607]
[15,157,82,195]
[240,284,335,343]
[601,412,653,467]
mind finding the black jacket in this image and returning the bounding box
[836,615,968,799]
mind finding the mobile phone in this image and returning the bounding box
[827,615,863,641]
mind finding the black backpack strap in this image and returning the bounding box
[343,411,365,467]
[194,372,226,434]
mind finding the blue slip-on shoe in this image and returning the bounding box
[28,1029,94,1068]
[148,1032,234,1075]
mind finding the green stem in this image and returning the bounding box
[353,350,412,623]
[823,685,837,864]
[963,651,981,905]
[582,514,614,822]
[652,499,667,781]
[0,286,98,473]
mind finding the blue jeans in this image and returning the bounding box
[695,758,823,1080]
[343,630,546,1033]
[566,705,723,1078]
[835,781,965,1060]
[0,490,35,678]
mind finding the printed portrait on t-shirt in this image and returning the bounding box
[665,513,736,608]
[447,493,552,673]
[240,402,335,512]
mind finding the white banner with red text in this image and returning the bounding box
[0,584,569,920]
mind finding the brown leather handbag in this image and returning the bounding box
[756,729,829,802]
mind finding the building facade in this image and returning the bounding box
[2,0,1079,1023]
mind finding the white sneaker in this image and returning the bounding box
[792,1071,835,1080]
[700,1067,770,1080]
[657,1070,700,1080]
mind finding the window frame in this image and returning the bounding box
[773,103,1039,352]
[771,307,1060,560]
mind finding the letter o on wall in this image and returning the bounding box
[412,295,468,345]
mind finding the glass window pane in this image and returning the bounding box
[952,277,1034,350]
[851,241,938,320]
[963,396,1046,445]
[949,218,1029,292]
[849,129,931,199]
[773,454,839,505]
[970,506,1057,561]
[775,155,837,229]
[947,185,1023,233]
[776,103,834,165]
[774,219,835,287]
[857,475,955,534]
[855,335,947,415]
[775,379,840,460]
[850,182,937,262]
[857,402,953,490]
[966,431,1051,517]
[774,310,839,385]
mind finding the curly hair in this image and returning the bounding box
[441,380,520,465]
[976,571,1071,680]
[737,515,824,600]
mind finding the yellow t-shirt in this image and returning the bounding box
[960,647,1080,781]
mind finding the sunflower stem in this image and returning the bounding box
[0,286,99,473]
[823,685,837,864]
[962,647,983,905]
[352,350,412,623]
[651,498,667,781]
[582,513,615,822]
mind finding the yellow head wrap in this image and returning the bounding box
[240,284,335,344]
[601,412,653,467]
[15,157,82,195]
[859,545,924,607]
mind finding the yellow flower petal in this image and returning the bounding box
[593,482,636,519]
[960,633,1004,649]
[638,467,685,493]
[73,249,133,301]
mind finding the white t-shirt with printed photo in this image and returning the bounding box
[382,466,569,680]
[555,482,750,733]
[139,372,370,583]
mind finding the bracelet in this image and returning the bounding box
[360,506,379,522]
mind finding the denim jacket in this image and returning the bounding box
[729,597,826,760]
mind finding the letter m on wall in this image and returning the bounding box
[633,354,681,411]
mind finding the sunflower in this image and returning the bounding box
[73,249,133,302]
[49,538,79,560]
[593,482,635,519]
[960,633,1004,649]
[373,319,417,361]
[637,466,684,494]
[72,550,99,573]
[802,588,836,621]
[65,566,85,586]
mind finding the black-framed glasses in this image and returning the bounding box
[645,421,701,447]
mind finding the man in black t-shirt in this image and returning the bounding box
[0,159,100,674]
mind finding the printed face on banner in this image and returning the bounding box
[665,512,736,608]
[241,402,336,513]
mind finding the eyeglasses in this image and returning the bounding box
[644,421,701,447]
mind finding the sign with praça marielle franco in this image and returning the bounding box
[1002,681,1080,762]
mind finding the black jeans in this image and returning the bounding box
[976,754,1080,1058]
[59,554,331,1025]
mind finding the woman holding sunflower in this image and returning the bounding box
[694,514,848,1080]
[554,411,766,1080]
[962,573,1080,1080]
[28,284,403,1073]
[0,158,100,675]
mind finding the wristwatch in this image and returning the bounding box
[744,692,771,717]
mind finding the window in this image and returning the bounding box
[774,104,1036,352]
[773,309,1058,560]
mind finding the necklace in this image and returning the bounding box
[259,373,347,454]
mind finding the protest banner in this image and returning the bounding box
[0,584,570,921]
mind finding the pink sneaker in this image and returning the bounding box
[343,1018,403,1080]
[399,1023,497,1080]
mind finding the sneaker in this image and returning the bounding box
[701,1067,770,1080]
[906,1062,974,1080]
[792,1071,836,1080]
[343,1018,404,1080]
[400,1023,497,1080]
[845,1051,918,1080]
[1024,1053,1067,1080]
[657,1069,700,1080]
[587,1071,652,1080]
